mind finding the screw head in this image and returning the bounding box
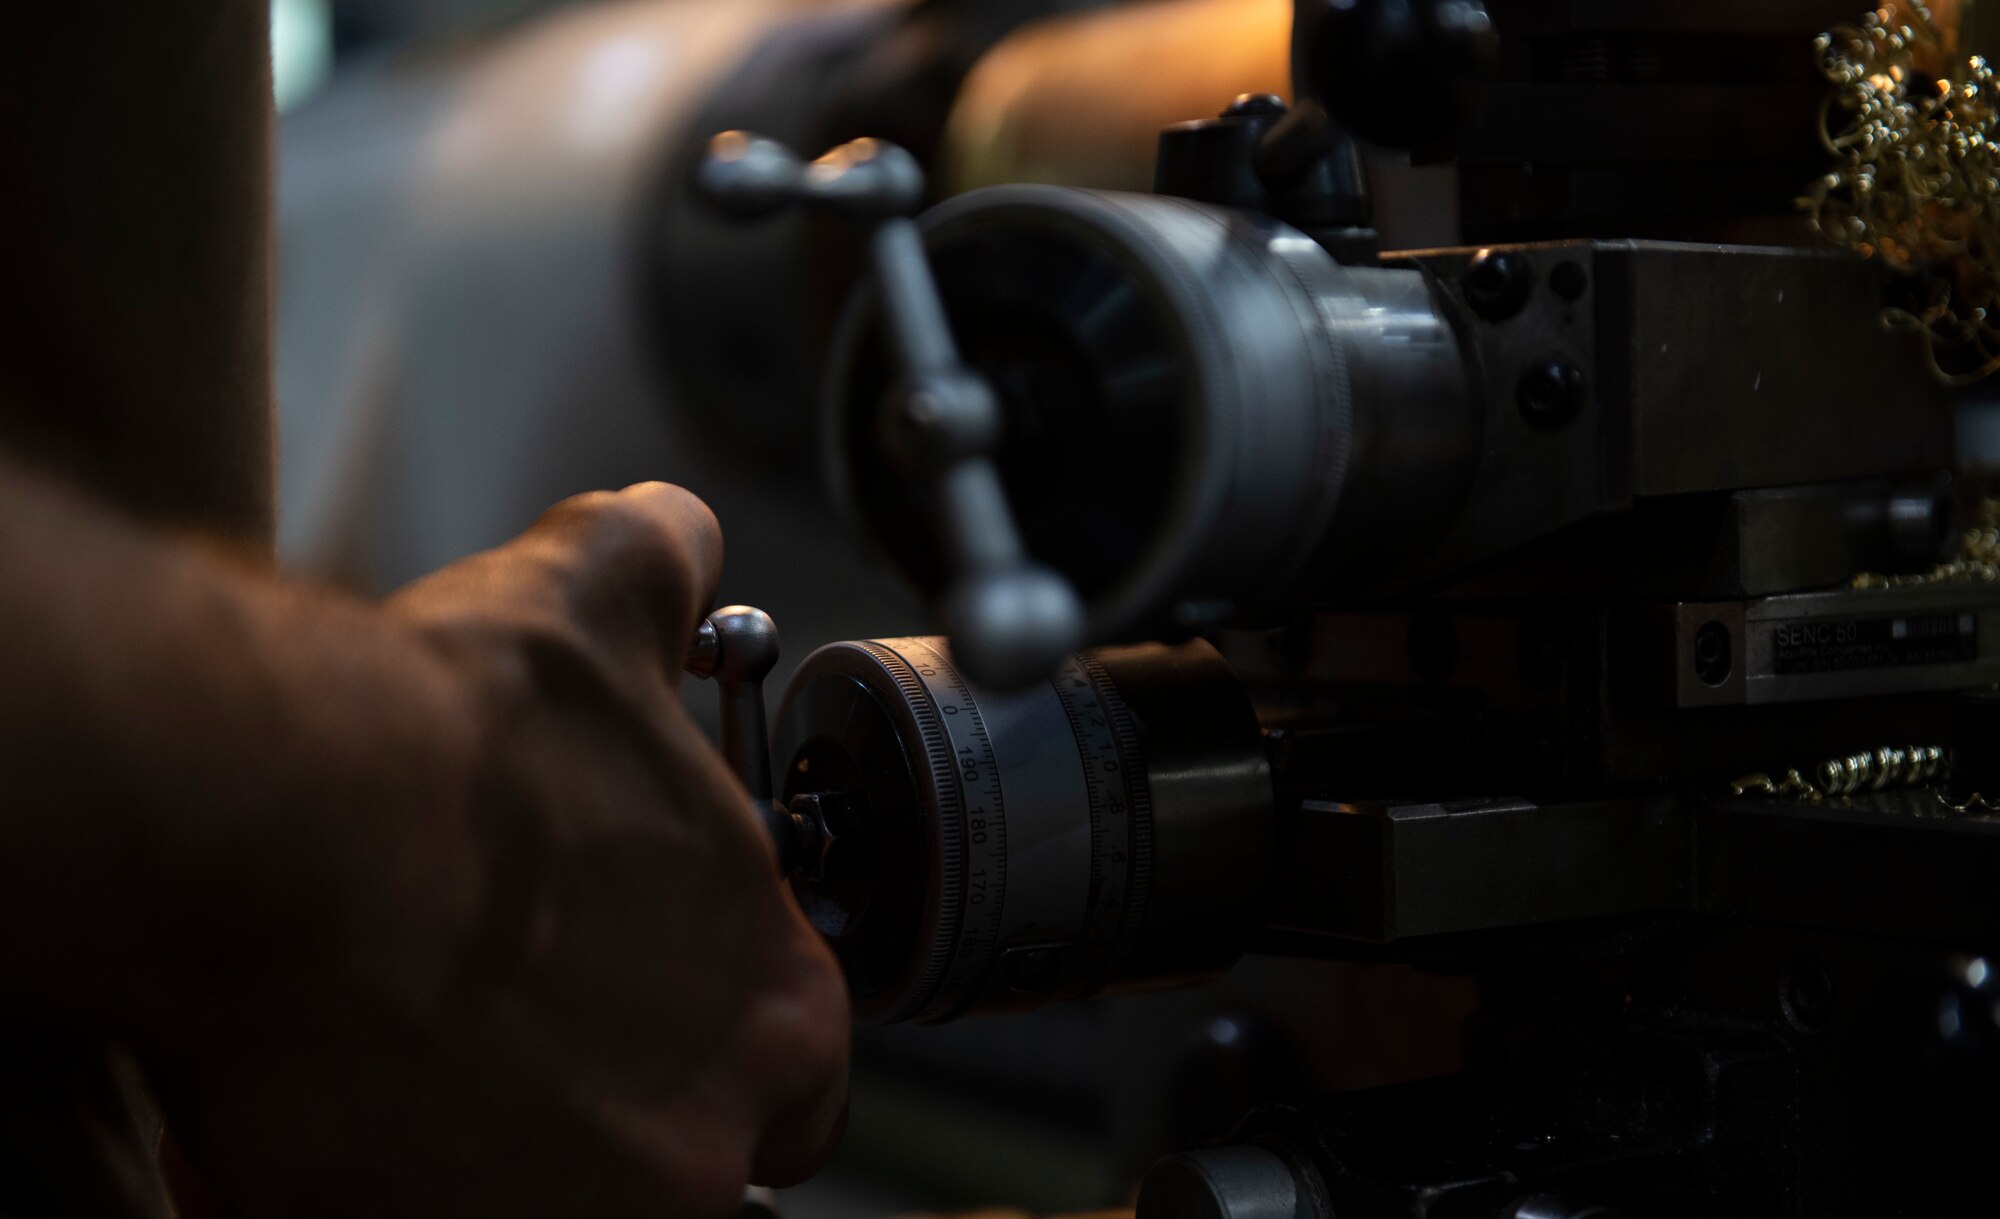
[1935,955,2000,1055]
[1693,620,1733,687]
[790,792,871,884]
[1224,92,1288,118]
[1462,248,1534,321]
[1550,259,1589,302]
[1517,361,1588,428]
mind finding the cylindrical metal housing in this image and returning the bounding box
[828,185,1476,643]
[773,635,1272,1024]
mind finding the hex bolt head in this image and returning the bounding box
[1693,620,1734,688]
[1225,92,1289,118]
[1462,249,1534,321]
[1549,259,1589,302]
[788,792,871,884]
[1517,361,1588,428]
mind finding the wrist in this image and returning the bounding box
[134,584,494,1052]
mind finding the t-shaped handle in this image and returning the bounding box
[685,606,779,803]
[686,607,825,875]
[696,133,1085,691]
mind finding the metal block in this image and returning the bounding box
[1268,796,1690,943]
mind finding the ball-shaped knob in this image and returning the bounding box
[689,606,783,684]
[807,138,927,221]
[694,131,807,220]
[943,565,1087,692]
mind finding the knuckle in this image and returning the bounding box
[544,489,712,597]
[414,590,625,717]
[623,480,714,524]
[565,495,660,555]
[617,483,722,567]
[754,938,851,1093]
[787,989,850,1091]
[539,488,625,531]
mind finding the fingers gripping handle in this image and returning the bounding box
[685,607,809,873]
[696,132,1085,690]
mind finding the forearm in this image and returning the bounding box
[0,457,481,1041]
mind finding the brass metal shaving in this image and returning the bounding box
[1941,788,2000,813]
[1848,556,2000,588]
[1804,1,2000,385]
[1730,745,2000,816]
[1730,744,1948,801]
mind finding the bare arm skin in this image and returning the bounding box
[0,459,849,1217]
[0,452,477,1029]
[0,4,846,1212]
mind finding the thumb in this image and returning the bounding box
[517,483,726,675]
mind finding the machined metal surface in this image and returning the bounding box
[701,131,1089,688]
[831,207,1950,656]
[1267,796,1688,944]
[283,1,2000,1212]
[1263,787,2000,951]
[1393,239,1952,595]
[830,185,1472,641]
[773,635,1272,1023]
[1643,584,2000,709]
[1137,1146,1310,1219]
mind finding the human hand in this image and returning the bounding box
[150,483,849,1219]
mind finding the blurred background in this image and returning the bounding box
[266,3,1468,1215]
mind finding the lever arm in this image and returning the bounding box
[695,133,1084,690]
[685,606,813,873]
